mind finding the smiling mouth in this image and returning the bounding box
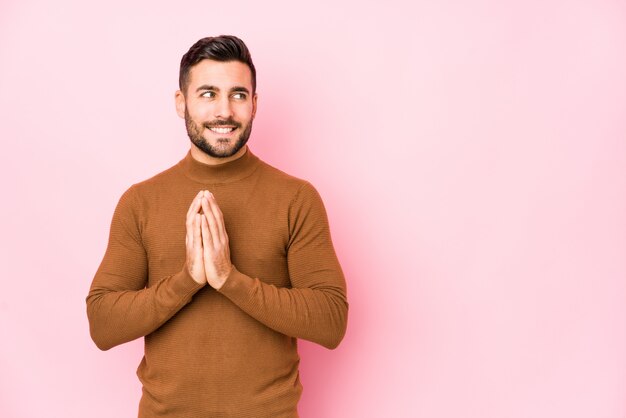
[208,126,236,134]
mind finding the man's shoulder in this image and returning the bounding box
[133,156,185,188]
[255,157,321,198]
[116,157,185,204]
[257,157,307,185]
[255,158,327,210]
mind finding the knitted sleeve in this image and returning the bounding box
[86,186,204,351]
[217,181,349,349]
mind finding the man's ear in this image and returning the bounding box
[252,93,258,119]
[175,90,186,119]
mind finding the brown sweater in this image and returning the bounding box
[86,147,348,417]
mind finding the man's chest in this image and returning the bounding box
[140,186,292,287]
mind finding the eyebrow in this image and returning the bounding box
[195,85,251,94]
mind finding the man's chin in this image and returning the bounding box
[212,141,241,157]
[192,137,246,159]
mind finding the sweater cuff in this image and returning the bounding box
[165,264,205,301]
[216,265,254,303]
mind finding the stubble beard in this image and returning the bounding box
[184,108,253,158]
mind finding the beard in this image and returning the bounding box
[184,108,253,158]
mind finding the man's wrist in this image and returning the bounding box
[214,265,233,290]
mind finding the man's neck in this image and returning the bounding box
[190,144,248,166]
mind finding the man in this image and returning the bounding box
[86,35,348,417]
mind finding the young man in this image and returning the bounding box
[86,35,348,417]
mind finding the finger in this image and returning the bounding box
[186,194,203,234]
[200,213,214,254]
[194,213,203,250]
[201,197,221,249]
[186,192,203,248]
[206,193,228,245]
[187,190,203,218]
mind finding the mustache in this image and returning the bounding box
[204,119,241,129]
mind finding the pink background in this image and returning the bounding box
[1,1,625,417]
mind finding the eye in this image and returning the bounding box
[201,91,215,98]
[232,92,247,100]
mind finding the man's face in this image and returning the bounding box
[176,59,257,158]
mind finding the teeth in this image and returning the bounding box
[209,127,235,134]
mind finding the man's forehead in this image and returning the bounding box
[188,59,253,89]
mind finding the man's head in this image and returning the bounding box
[175,35,257,159]
[179,35,256,95]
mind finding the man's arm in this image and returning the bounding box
[201,182,349,349]
[86,187,206,351]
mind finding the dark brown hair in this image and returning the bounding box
[179,35,256,94]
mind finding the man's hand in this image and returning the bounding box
[200,192,233,290]
[185,191,207,285]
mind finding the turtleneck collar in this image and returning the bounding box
[177,146,260,184]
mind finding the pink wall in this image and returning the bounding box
[1,1,625,417]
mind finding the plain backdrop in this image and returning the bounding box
[1,1,625,417]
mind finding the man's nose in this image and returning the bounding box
[214,97,233,119]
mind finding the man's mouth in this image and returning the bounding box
[208,126,236,134]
